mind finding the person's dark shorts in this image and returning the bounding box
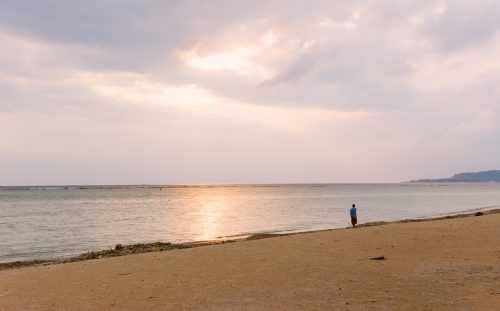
[351,217,357,225]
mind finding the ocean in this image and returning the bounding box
[1,183,500,263]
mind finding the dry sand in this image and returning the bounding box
[0,212,499,310]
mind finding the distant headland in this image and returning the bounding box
[412,170,500,183]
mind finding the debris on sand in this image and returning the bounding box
[370,256,385,260]
[0,241,232,271]
[246,233,282,240]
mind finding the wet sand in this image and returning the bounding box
[1,211,499,310]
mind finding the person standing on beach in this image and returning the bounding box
[350,204,357,227]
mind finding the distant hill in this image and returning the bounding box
[412,170,500,183]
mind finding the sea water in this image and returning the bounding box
[1,183,500,263]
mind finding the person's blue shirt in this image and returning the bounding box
[350,207,357,218]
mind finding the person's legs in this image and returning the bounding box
[351,217,357,227]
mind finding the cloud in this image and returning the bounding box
[0,0,499,183]
[424,0,500,51]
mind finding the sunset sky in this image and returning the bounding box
[1,0,499,185]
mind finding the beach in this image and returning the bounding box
[1,211,499,310]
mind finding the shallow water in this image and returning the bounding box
[1,183,500,263]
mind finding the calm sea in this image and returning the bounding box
[1,183,500,263]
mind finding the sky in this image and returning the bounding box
[1,0,499,185]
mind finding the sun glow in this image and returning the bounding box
[183,32,279,76]
[188,51,252,72]
[184,46,272,77]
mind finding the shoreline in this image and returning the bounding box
[2,207,499,271]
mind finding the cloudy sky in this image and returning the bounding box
[1,0,499,185]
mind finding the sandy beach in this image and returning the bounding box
[1,211,499,310]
